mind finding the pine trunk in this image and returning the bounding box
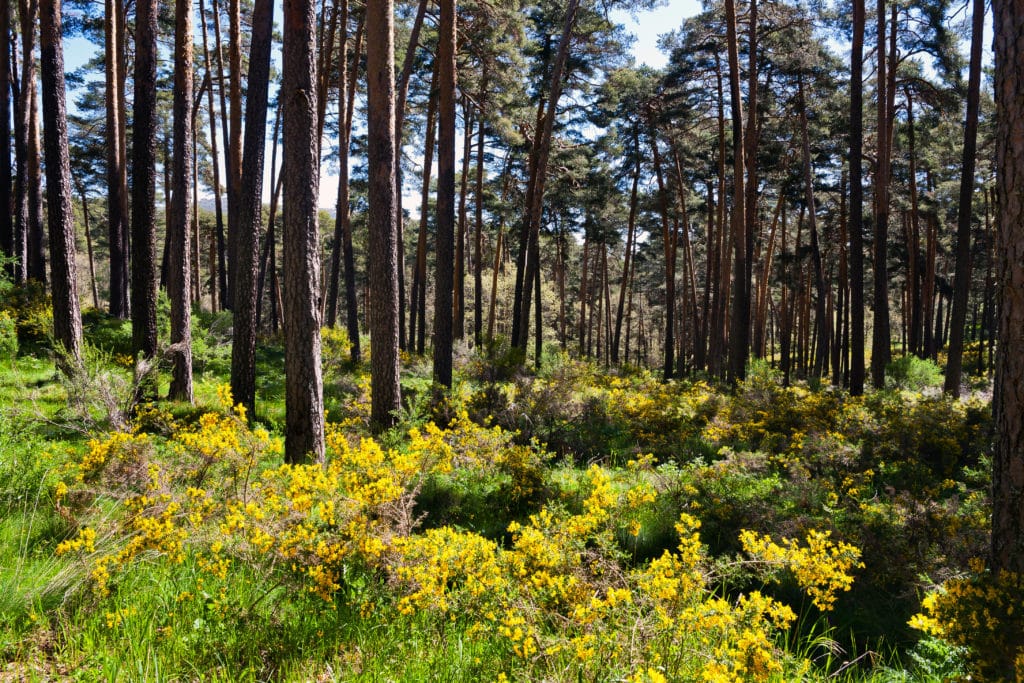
[433,0,457,388]
[365,0,401,428]
[280,0,326,458]
[168,0,194,402]
[38,0,81,365]
[130,0,159,366]
[229,0,273,416]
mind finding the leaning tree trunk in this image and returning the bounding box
[38,0,81,366]
[365,0,401,430]
[131,0,158,367]
[943,0,985,397]
[514,0,580,353]
[168,0,194,403]
[229,0,273,417]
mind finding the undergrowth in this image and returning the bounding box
[0,314,1003,681]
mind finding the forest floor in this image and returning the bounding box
[0,307,1003,681]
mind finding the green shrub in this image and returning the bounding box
[0,310,16,359]
[885,355,944,391]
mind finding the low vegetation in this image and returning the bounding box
[0,303,1011,681]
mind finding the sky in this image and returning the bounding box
[613,1,702,69]
[62,2,701,208]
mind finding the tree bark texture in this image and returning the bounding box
[991,0,1024,578]
[724,0,749,384]
[365,0,401,429]
[105,0,129,318]
[282,0,326,459]
[168,0,194,402]
[848,0,866,395]
[131,0,158,364]
[433,0,457,389]
[944,0,985,396]
[0,0,10,275]
[38,0,81,364]
[230,0,273,417]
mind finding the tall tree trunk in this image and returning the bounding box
[612,128,640,364]
[366,0,401,428]
[131,0,158,369]
[76,182,100,309]
[991,0,1024,634]
[15,0,43,285]
[230,0,273,417]
[473,73,487,347]
[26,60,43,284]
[578,235,589,356]
[944,0,985,397]
[409,64,437,352]
[38,0,81,365]
[225,0,242,302]
[105,0,128,317]
[798,75,830,379]
[209,0,231,306]
[650,130,677,379]
[906,89,923,357]
[199,0,228,310]
[486,221,502,344]
[454,99,472,342]
[0,0,9,274]
[281,0,326,458]
[848,0,867,394]
[339,14,364,360]
[835,171,849,385]
[510,77,547,350]
[433,0,456,388]
[11,16,25,284]
[742,0,759,354]
[514,0,581,352]
[326,0,350,330]
[871,0,892,387]
[168,0,194,402]
[724,0,749,383]
[257,117,282,332]
[392,0,428,352]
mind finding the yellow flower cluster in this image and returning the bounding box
[391,527,502,614]
[910,562,1024,681]
[739,529,863,611]
[55,526,97,555]
[77,432,149,481]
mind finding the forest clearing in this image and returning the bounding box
[1,0,1024,679]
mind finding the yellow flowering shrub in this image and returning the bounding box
[739,529,863,611]
[52,382,874,681]
[910,562,1024,681]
